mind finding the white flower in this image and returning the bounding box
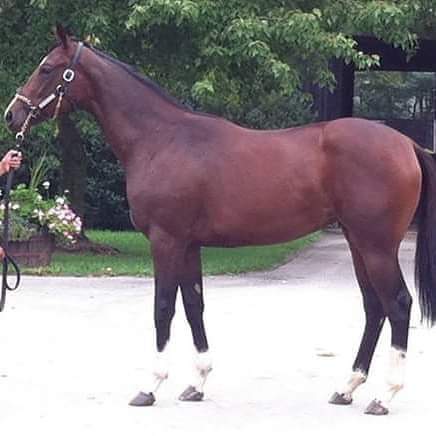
[0,204,5,211]
[56,197,65,205]
[42,181,50,190]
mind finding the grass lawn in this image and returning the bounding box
[22,230,320,276]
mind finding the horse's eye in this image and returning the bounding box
[39,65,53,75]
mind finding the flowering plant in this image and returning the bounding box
[0,183,82,245]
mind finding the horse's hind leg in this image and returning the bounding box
[362,249,412,415]
[336,233,412,415]
[330,237,386,405]
[179,245,212,402]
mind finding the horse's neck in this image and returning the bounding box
[82,51,184,166]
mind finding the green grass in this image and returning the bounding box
[22,230,320,277]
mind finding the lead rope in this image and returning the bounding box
[0,138,22,312]
[0,41,84,312]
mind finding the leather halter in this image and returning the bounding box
[1,42,84,312]
[7,41,84,143]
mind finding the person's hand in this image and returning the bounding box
[0,247,5,261]
[0,150,22,174]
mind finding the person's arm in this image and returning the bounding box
[0,150,22,176]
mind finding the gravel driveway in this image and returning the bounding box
[1,231,435,435]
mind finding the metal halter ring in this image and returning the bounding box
[63,69,75,82]
[15,132,24,143]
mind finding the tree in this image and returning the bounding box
[0,0,130,236]
[124,0,436,124]
[125,0,381,125]
[1,1,436,231]
[354,71,435,120]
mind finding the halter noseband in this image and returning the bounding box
[8,41,84,142]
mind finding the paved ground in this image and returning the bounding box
[1,231,435,435]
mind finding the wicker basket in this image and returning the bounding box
[7,233,55,267]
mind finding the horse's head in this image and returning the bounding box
[4,24,87,136]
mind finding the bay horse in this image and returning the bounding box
[4,25,436,415]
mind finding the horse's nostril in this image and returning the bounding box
[4,110,13,124]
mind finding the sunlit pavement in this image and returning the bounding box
[1,231,434,436]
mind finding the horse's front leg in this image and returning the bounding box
[129,229,185,407]
[178,245,212,402]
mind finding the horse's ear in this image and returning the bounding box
[55,23,70,49]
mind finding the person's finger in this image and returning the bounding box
[6,150,21,159]
[8,154,22,166]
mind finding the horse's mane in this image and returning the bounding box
[49,39,219,119]
[88,45,192,112]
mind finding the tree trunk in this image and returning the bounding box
[56,115,118,254]
[57,114,87,219]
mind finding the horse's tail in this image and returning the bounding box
[414,145,436,326]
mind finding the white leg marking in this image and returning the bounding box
[384,347,406,403]
[192,351,212,392]
[150,349,170,394]
[338,370,367,401]
[375,347,406,407]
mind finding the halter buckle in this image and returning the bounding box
[63,69,75,82]
[30,106,40,118]
[56,84,65,96]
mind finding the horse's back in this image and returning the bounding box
[194,121,333,245]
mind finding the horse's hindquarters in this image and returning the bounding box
[323,119,421,245]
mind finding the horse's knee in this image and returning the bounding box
[155,302,176,351]
[182,286,205,316]
[155,296,176,330]
[155,303,175,323]
[185,299,204,315]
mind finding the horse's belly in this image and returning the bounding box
[200,194,332,247]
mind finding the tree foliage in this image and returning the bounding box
[354,71,434,120]
[126,0,381,121]
[1,0,436,228]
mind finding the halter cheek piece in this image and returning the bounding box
[10,41,84,143]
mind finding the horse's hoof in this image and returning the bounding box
[328,392,352,405]
[129,391,156,407]
[364,399,389,416]
[179,385,204,402]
